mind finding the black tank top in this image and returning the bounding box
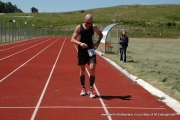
[78,24,94,55]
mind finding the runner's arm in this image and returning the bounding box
[71,25,88,48]
[93,25,103,49]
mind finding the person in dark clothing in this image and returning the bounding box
[119,31,129,63]
[71,14,103,98]
[119,33,123,48]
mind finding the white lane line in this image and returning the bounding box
[0,38,54,61]
[0,38,59,83]
[0,106,166,110]
[74,45,112,120]
[40,106,166,109]
[86,68,112,120]
[30,38,66,120]
[0,37,47,52]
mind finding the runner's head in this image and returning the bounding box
[84,14,93,26]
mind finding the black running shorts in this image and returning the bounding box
[78,54,96,65]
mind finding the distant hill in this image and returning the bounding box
[0,4,179,37]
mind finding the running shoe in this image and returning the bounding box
[80,88,86,96]
[87,89,96,98]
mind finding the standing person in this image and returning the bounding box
[119,34,123,61]
[119,31,129,63]
[71,14,103,98]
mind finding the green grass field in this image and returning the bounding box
[103,38,180,101]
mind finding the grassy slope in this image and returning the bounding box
[1,4,180,28]
[1,4,180,37]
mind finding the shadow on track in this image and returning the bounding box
[98,95,132,100]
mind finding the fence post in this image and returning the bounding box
[8,20,10,42]
[12,20,16,41]
[5,21,6,43]
[0,20,2,44]
[32,24,34,38]
[18,22,19,41]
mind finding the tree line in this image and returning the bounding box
[0,0,23,13]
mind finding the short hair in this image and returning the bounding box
[85,14,93,21]
[123,31,126,34]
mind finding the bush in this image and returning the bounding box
[166,22,176,27]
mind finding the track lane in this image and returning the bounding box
[0,37,58,81]
[35,37,179,120]
[31,38,66,120]
[0,37,53,60]
[36,37,109,120]
[0,37,65,120]
[0,37,47,50]
[0,37,179,120]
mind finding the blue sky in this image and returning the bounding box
[2,0,180,13]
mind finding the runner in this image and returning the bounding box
[71,14,103,98]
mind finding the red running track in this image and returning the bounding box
[0,37,179,120]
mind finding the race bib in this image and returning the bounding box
[87,49,96,57]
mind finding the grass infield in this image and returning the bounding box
[102,38,180,102]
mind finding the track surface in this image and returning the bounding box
[0,37,179,120]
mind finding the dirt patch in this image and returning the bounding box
[14,16,34,18]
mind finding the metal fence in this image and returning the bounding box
[0,20,52,44]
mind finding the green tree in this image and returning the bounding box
[0,0,23,13]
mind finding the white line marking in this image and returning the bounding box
[0,107,35,109]
[0,106,166,110]
[74,45,112,120]
[0,39,59,83]
[0,38,54,60]
[30,38,66,120]
[86,68,112,120]
[0,37,46,51]
[41,106,166,109]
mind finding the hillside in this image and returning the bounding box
[0,4,180,37]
